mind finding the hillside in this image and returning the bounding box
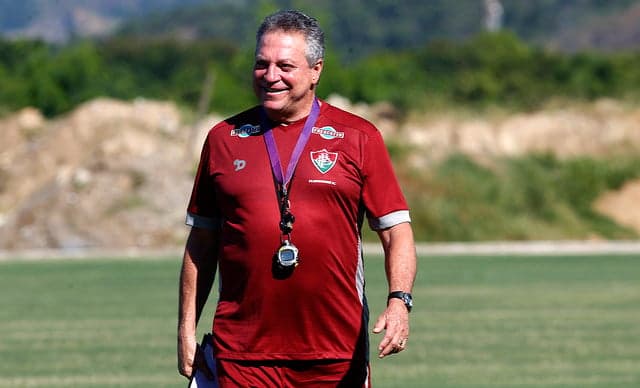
[0,98,221,250]
[0,0,210,42]
[548,1,640,52]
[114,0,640,59]
[2,1,640,57]
[1,97,639,251]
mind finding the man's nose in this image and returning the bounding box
[264,64,279,82]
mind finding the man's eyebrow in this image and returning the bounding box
[254,57,296,65]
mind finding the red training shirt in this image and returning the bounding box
[186,99,410,361]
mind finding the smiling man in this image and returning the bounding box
[253,29,323,123]
[178,9,417,387]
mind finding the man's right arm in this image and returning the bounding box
[177,226,219,379]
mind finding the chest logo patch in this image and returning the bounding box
[231,124,261,138]
[310,149,338,174]
[233,159,246,171]
[312,126,344,140]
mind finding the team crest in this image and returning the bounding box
[231,124,261,138]
[310,149,338,174]
[312,126,344,140]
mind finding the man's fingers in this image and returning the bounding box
[177,337,196,378]
[374,303,410,358]
[178,368,190,378]
[372,313,386,334]
[377,331,403,358]
[378,341,401,358]
[378,336,409,358]
[178,363,193,379]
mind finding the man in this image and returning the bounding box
[178,9,417,387]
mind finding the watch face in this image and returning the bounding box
[277,243,299,267]
[404,294,413,308]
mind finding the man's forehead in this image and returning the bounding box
[256,31,307,58]
[259,29,306,45]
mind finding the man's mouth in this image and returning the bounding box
[264,87,288,94]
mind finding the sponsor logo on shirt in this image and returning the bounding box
[231,124,261,138]
[233,159,246,171]
[312,126,344,140]
[308,179,336,185]
[310,149,338,174]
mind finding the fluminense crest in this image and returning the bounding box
[310,149,338,174]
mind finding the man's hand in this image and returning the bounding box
[374,222,415,359]
[178,335,214,380]
[178,335,198,378]
[372,298,410,358]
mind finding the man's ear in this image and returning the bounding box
[311,59,324,85]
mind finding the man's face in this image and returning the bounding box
[253,30,323,123]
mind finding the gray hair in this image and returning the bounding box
[256,10,325,66]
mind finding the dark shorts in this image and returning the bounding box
[216,358,371,388]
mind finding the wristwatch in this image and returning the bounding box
[387,291,413,312]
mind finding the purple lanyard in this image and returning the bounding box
[262,98,320,193]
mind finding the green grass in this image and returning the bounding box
[0,254,639,387]
[400,153,640,242]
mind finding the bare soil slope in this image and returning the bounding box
[0,98,219,250]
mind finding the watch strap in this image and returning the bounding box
[387,291,413,312]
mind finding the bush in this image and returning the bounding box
[401,153,640,242]
[4,32,640,117]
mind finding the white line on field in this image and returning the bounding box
[2,240,640,261]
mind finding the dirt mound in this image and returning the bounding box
[0,98,219,250]
[403,99,640,164]
[0,97,639,251]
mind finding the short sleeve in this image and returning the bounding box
[186,133,223,229]
[361,130,411,230]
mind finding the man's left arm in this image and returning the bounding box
[372,221,417,358]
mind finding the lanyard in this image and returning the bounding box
[262,98,320,237]
[262,98,320,196]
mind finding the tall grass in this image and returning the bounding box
[400,152,640,242]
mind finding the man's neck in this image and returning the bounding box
[264,97,318,125]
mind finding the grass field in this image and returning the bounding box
[0,253,639,387]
